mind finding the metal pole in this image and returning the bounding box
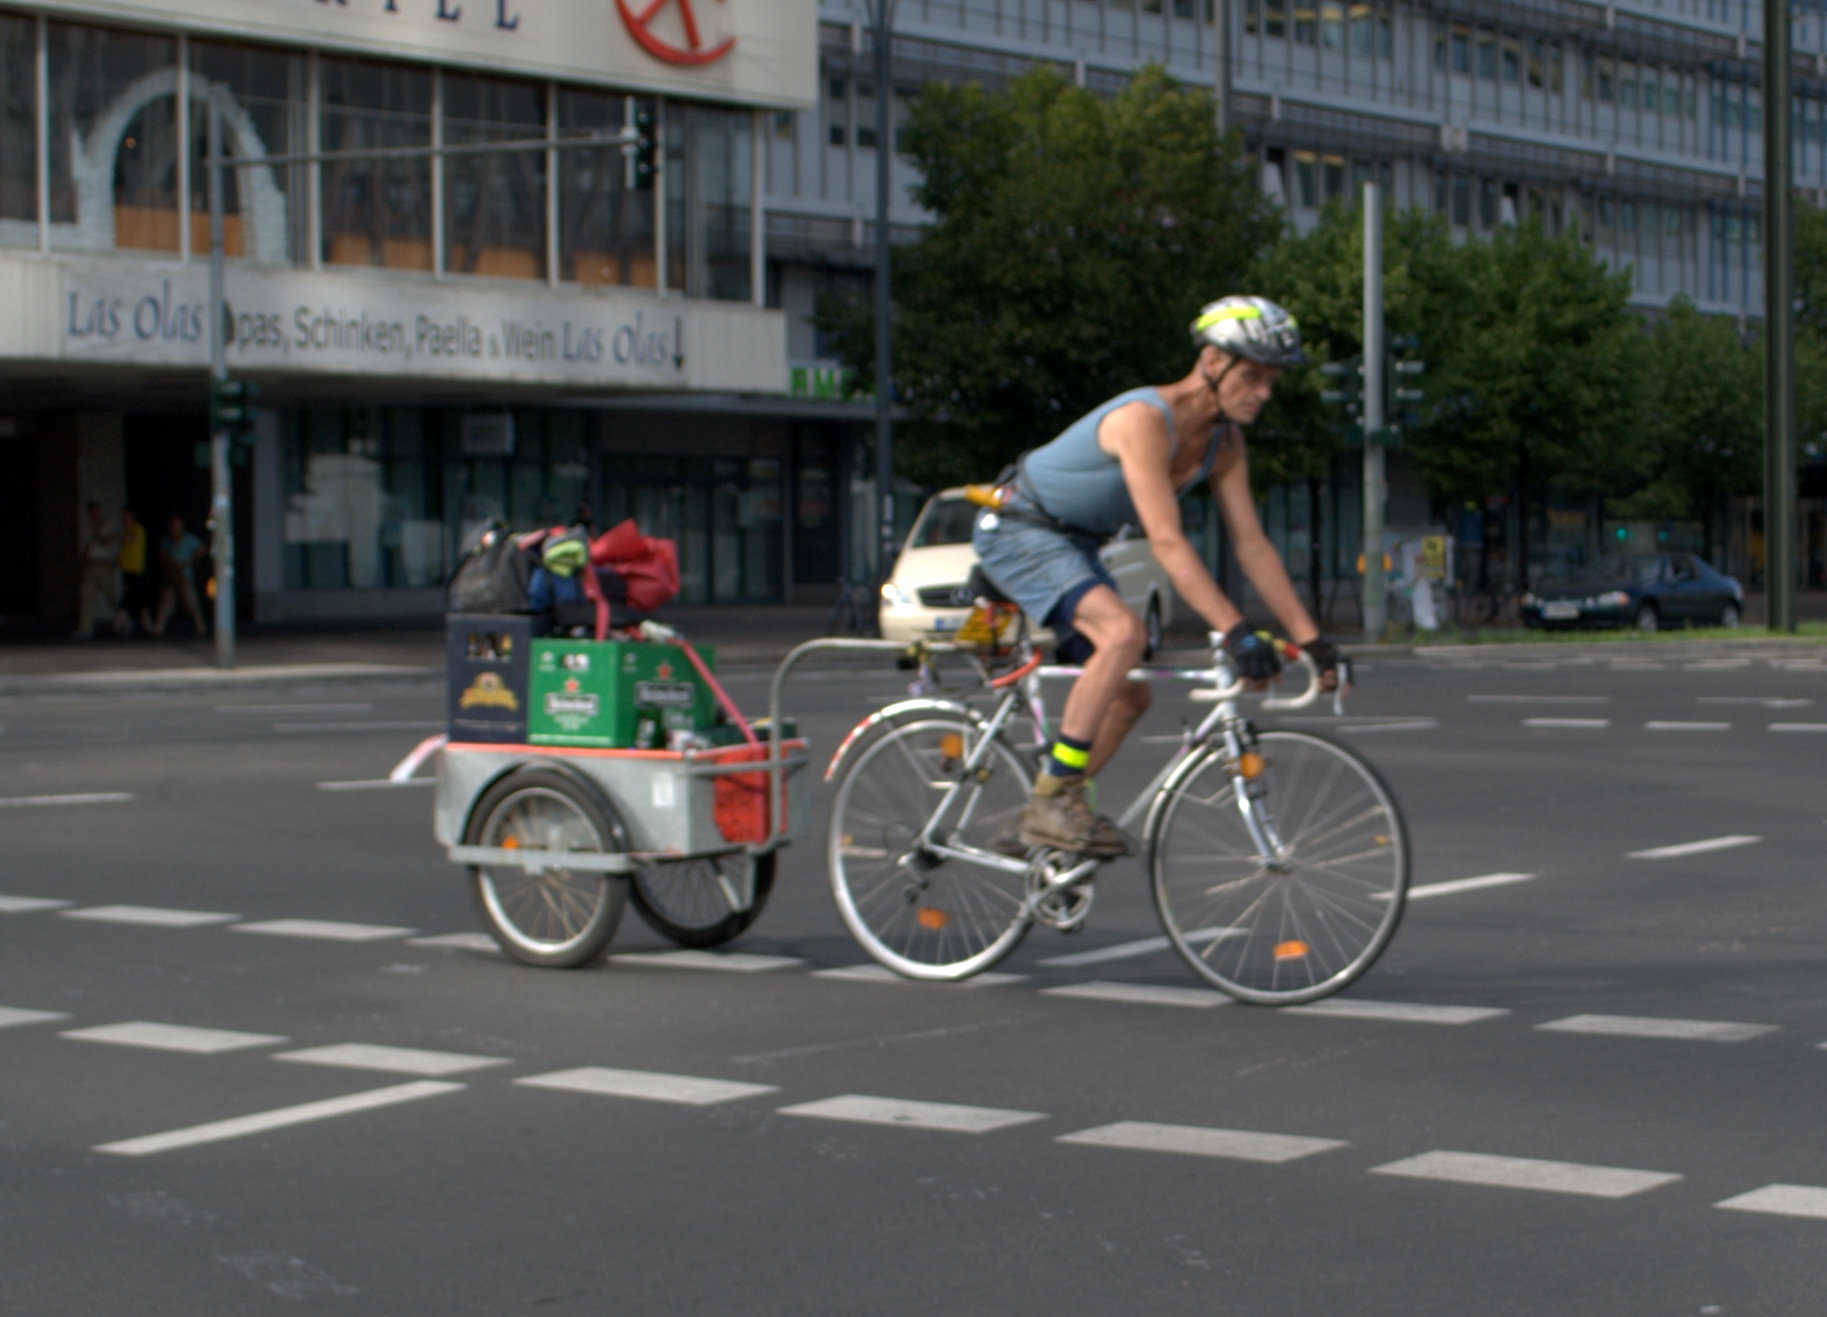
[871,0,898,586]
[1764,0,1797,632]
[207,101,236,669]
[1361,181,1387,641]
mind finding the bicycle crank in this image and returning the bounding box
[1025,850,1096,932]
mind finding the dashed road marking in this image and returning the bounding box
[232,919,415,942]
[1057,1121,1347,1163]
[1537,1014,1776,1043]
[62,905,239,928]
[1285,999,1509,1026]
[0,792,135,808]
[1628,835,1762,860]
[62,1021,287,1054]
[1645,721,1731,732]
[407,932,500,952]
[1699,697,1813,708]
[94,1080,464,1157]
[1337,720,1439,734]
[1716,1184,1827,1220]
[0,1006,71,1029]
[1403,872,1537,901]
[813,964,1028,986]
[777,1094,1047,1134]
[1037,927,1237,968]
[274,1043,510,1076]
[615,950,805,973]
[1770,723,1827,734]
[516,1067,778,1106]
[317,778,437,792]
[1370,1150,1681,1199]
[1040,981,1228,1009]
[1523,718,1611,729]
[271,720,445,734]
[0,895,73,913]
[1470,695,1610,704]
[216,703,374,716]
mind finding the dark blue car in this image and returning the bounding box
[1521,551,1745,631]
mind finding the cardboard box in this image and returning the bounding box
[528,639,717,748]
[446,613,548,743]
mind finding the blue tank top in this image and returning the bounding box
[1017,387,1216,538]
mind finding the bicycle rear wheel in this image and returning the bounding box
[827,716,1033,980]
[1147,730,1407,1005]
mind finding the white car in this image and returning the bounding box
[877,488,1175,655]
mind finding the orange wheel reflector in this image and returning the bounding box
[1272,940,1311,960]
[1375,834,1392,846]
[500,836,521,850]
[917,908,949,930]
[938,733,965,759]
[1238,753,1265,779]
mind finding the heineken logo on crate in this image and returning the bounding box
[635,681,696,709]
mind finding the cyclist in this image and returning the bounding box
[973,295,1343,857]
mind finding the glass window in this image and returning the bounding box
[443,73,544,280]
[1478,178,1497,227]
[1621,200,1637,234]
[1377,13,1391,58]
[1620,67,1637,109]
[1643,71,1660,113]
[1598,61,1614,102]
[1476,34,1496,80]
[1321,2,1344,49]
[1501,38,1520,83]
[0,14,35,244]
[283,407,447,590]
[1550,46,1563,95]
[320,57,432,271]
[1527,37,1545,89]
[48,23,180,253]
[188,41,308,264]
[1293,151,1317,206]
[666,103,752,302]
[558,89,655,289]
[826,77,847,148]
[1434,31,1446,71]
[1451,27,1470,74]
[1294,6,1317,45]
[1451,176,1469,226]
[1265,0,1285,38]
[1244,0,1260,36]
[1665,205,1681,235]
[1322,155,1344,200]
[855,80,877,150]
[1350,3,1373,55]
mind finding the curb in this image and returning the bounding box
[0,663,439,696]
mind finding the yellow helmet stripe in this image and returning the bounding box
[1194,305,1262,332]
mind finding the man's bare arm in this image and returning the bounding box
[1212,441,1321,646]
[1100,403,1245,636]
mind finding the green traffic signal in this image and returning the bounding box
[631,101,657,191]
[208,377,258,438]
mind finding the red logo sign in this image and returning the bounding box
[616,0,735,66]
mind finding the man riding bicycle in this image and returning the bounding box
[972,294,1342,858]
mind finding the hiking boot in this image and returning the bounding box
[987,815,1029,858]
[1017,775,1130,858]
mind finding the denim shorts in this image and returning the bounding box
[971,499,1117,652]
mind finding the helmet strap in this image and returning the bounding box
[1201,354,1240,418]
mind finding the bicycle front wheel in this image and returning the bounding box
[828,716,1033,980]
[1148,730,1407,1005]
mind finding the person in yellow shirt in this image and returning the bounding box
[114,507,149,637]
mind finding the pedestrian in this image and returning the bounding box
[74,501,118,640]
[149,514,208,639]
[114,507,148,636]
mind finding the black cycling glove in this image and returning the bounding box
[1221,623,1282,682]
[1301,635,1342,679]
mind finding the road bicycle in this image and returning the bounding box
[821,613,1410,1004]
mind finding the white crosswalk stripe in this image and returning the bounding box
[62,1021,287,1054]
[1627,835,1761,860]
[1286,999,1508,1026]
[1403,872,1536,901]
[407,932,500,952]
[777,1094,1047,1134]
[517,1067,778,1106]
[232,919,415,941]
[274,1043,510,1076]
[94,1081,464,1157]
[615,950,805,973]
[62,905,239,928]
[1370,1150,1681,1199]
[812,964,1027,986]
[0,896,73,913]
[1038,927,1236,968]
[1537,1014,1777,1043]
[0,1006,70,1029]
[1041,981,1228,1009]
[1523,717,1611,728]
[1057,1121,1346,1163]
[1715,1185,1827,1220]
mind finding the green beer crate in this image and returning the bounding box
[528,639,717,748]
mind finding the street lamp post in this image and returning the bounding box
[864,0,899,587]
[1764,0,1797,632]
[206,101,236,670]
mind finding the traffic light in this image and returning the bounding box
[1319,355,1364,447]
[203,377,257,468]
[1383,333,1426,445]
[629,101,657,191]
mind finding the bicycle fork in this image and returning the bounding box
[1219,722,1292,869]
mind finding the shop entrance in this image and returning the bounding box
[123,414,255,622]
[599,455,783,604]
[0,430,40,623]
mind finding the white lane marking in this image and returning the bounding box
[1285,999,1509,1026]
[1770,723,1827,734]
[1628,835,1762,860]
[62,1021,287,1054]
[1537,1014,1777,1043]
[1338,720,1439,734]
[271,720,445,734]
[516,1067,778,1106]
[274,1043,509,1076]
[1523,718,1611,729]
[0,896,74,913]
[1041,981,1229,1009]
[1716,1185,1827,1220]
[1645,721,1732,732]
[1609,662,1664,671]
[1687,659,1751,670]
[0,1007,71,1029]
[407,932,500,952]
[94,1080,463,1157]
[614,950,805,973]
[1470,695,1610,704]
[1038,927,1238,968]
[62,905,239,928]
[317,778,437,792]
[1370,1150,1681,1199]
[216,703,373,715]
[777,1094,1047,1134]
[812,964,1028,987]
[0,792,135,808]
[1404,872,1537,901]
[1699,697,1813,708]
[1057,1121,1346,1164]
[232,919,414,941]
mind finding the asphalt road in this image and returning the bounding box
[4,642,1827,1315]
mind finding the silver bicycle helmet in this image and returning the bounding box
[1190,295,1306,367]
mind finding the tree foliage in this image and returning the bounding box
[819,65,1277,488]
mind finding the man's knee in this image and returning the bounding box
[1116,679,1152,718]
